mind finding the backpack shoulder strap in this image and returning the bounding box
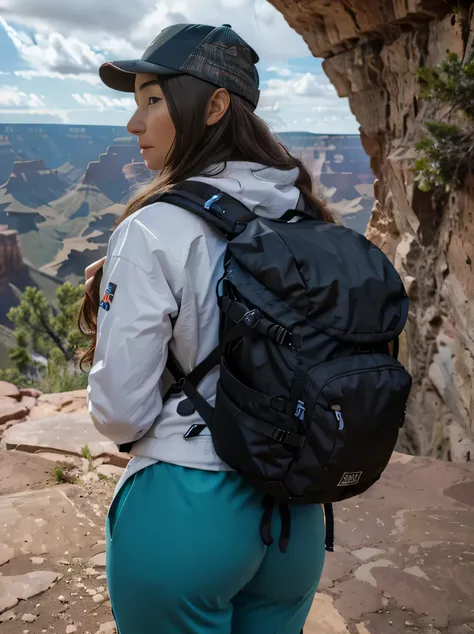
[152,180,258,239]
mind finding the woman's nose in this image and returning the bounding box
[127,111,145,136]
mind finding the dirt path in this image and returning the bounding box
[0,451,117,634]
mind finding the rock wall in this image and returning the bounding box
[269,0,474,460]
[0,229,27,292]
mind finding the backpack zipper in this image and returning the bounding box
[331,404,345,430]
[309,358,410,429]
[312,360,409,403]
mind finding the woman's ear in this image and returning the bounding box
[206,88,231,126]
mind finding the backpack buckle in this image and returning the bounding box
[272,428,289,443]
[169,377,186,395]
[204,192,224,211]
[269,324,291,346]
[242,309,262,328]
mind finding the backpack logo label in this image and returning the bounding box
[100,282,117,312]
[295,400,305,421]
[338,471,362,487]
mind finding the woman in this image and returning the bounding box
[81,22,333,634]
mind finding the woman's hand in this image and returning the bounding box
[85,257,106,299]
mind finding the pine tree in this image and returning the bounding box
[6,283,88,373]
[415,52,474,193]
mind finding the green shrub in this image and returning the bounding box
[417,52,474,118]
[55,463,77,484]
[81,444,94,471]
[35,361,89,394]
[414,121,474,192]
[415,53,474,194]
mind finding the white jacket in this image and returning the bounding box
[88,161,302,482]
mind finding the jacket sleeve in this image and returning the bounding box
[87,244,179,446]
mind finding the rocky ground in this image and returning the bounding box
[0,380,473,634]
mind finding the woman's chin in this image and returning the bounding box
[143,157,161,172]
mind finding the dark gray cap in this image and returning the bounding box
[99,23,260,109]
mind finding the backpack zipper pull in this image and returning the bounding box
[332,404,345,430]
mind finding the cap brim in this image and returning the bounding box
[99,60,181,92]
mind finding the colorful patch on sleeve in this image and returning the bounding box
[99,282,117,312]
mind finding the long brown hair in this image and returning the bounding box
[79,74,333,367]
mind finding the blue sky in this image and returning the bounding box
[0,1,359,133]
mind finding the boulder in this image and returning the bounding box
[0,381,20,400]
[19,388,42,399]
[37,389,87,410]
[0,402,29,426]
[28,390,89,420]
[1,415,128,466]
[20,395,38,411]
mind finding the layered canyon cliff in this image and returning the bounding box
[0,227,31,324]
[269,0,474,460]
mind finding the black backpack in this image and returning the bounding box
[120,180,412,553]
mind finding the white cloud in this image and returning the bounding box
[0,0,151,35]
[255,69,357,134]
[0,85,45,107]
[221,0,253,9]
[27,93,45,107]
[72,93,135,111]
[128,1,308,60]
[312,105,330,113]
[266,66,292,78]
[0,107,71,122]
[1,17,104,76]
[14,69,101,85]
[0,2,360,132]
[255,70,347,132]
[0,88,69,121]
[258,101,280,113]
[0,1,309,70]
[265,73,336,99]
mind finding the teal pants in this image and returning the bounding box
[106,462,326,634]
